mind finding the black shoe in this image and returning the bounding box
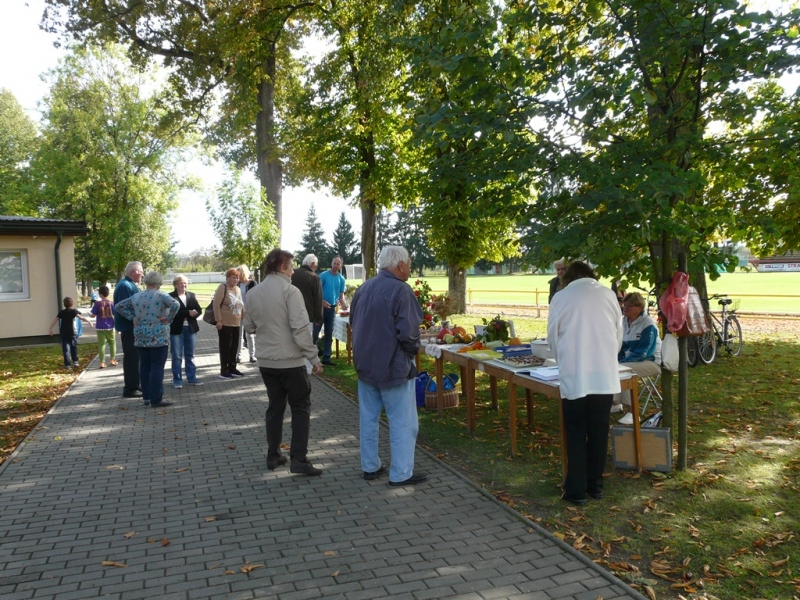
[267,456,288,471]
[219,373,234,380]
[389,472,428,486]
[363,466,386,481]
[561,494,588,506]
[587,491,604,500]
[290,460,323,476]
[150,401,173,408]
[123,390,143,398]
[321,360,335,367]
[230,369,244,377]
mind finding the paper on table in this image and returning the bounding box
[519,366,560,381]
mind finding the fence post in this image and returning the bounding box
[468,289,473,306]
[535,289,541,318]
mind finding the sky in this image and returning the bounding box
[0,0,362,256]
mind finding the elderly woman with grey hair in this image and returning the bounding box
[115,271,180,408]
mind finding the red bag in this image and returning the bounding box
[658,272,689,333]
[676,286,709,337]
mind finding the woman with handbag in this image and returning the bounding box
[214,268,245,379]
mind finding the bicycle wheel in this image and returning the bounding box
[697,328,717,364]
[724,317,743,356]
[687,337,698,367]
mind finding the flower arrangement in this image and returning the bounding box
[430,293,456,322]
[479,315,510,342]
[413,279,438,328]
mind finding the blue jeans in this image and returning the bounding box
[60,334,78,366]
[139,346,169,405]
[170,326,198,384]
[358,379,418,482]
[322,307,336,361]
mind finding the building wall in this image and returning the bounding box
[0,235,77,342]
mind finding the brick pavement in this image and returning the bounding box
[0,325,647,600]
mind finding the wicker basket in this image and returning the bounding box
[425,388,459,409]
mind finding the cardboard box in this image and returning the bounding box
[611,426,672,472]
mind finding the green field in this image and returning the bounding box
[184,271,800,314]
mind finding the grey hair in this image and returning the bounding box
[125,261,143,276]
[172,274,188,287]
[302,254,318,267]
[143,271,163,288]
[378,246,409,270]
[554,259,566,269]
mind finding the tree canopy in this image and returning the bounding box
[0,89,39,215]
[206,168,280,272]
[32,44,195,283]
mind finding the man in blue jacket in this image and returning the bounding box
[349,246,426,486]
[113,261,143,398]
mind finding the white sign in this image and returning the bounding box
[756,263,800,272]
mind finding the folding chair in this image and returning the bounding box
[638,373,663,415]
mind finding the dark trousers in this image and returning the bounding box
[260,366,312,462]
[218,326,240,375]
[121,331,140,393]
[321,307,335,361]
[561,394,613,500]
[139,345,169,405]
[60,334,78,366]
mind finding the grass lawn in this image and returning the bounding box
[320,316,800,600]
[186,272,800,314]
[6,313,798,599]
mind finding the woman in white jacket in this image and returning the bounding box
[547,261,623,506]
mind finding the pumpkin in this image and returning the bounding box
[451,326,467,336]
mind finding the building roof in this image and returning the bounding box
[0,215,89,236]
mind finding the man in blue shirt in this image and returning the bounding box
[113,260,144,398]
[318,256,348,366]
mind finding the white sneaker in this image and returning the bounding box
[610,403,624,414]
[618,412,635,425]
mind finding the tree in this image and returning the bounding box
[403,0,527,311]
[0,89,38,215]
[282,0,420,278]
[32,44,194,283]
[330,212,360,265]
[383,205,437,276]
[206,168,280,272]
[43,0,317,232]
[297,205,330,266]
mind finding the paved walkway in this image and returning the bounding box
[0,326,646,600]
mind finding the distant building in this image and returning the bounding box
[750,250,800,272]
[0,216,89,347]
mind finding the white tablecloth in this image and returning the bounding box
[333,315,349,343]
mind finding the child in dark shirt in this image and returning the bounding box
[49,297,94,368]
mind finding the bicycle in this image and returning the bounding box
[696,294,743,364]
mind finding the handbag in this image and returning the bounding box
[676,286,709,337]
[203,284,227,325]
[660,332,679,372]
[202,300,215,324]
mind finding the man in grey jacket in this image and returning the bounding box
[244,249,324,476]
[349,246,426,486]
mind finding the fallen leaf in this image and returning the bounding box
[147,538,157,543]
[226,445,236,450]
[225,570,235,575]
[324,551,339,556]
[54,436,62,441]
[644,585,657,600]
[205,516,217,522]
[174,467,189,472]
[105,465,124,470]
[123,531,137,539]
[161,538,170,546]
[101,561,128,567]
[331,570,340,578]
[119,406,129,411]
[241,564,264,573]
[772,556,790,567]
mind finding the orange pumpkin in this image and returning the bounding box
[509,337,522,346]
[451,326,467,336]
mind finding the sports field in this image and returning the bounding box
[186,271,800,314]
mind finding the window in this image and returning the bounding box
[0,250,29,301]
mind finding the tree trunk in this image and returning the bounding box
[361,204,377,279]
[447,264,467,314]
[256,50,282,232]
